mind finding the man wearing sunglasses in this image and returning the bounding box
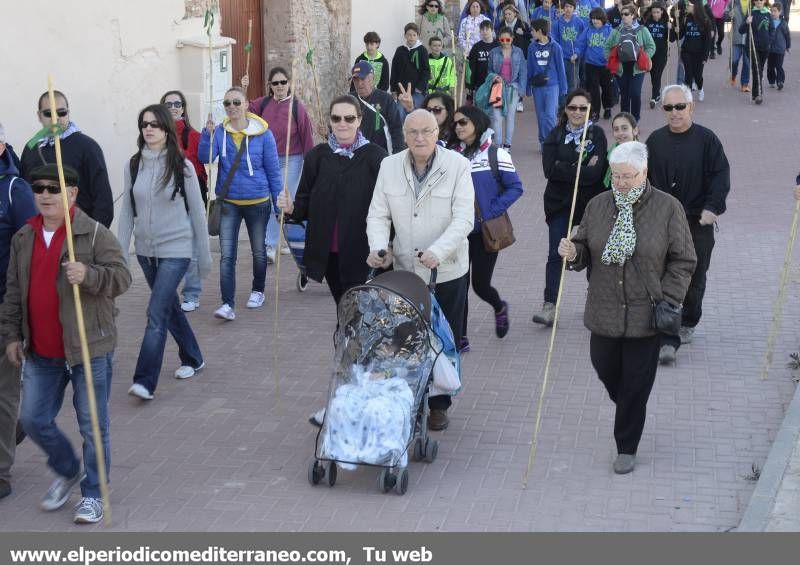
[19,91,114,228]
[645,84,730,365]
[0,164,131,523]
[0,122,38,500]
[351,62,405,154]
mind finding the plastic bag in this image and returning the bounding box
[431,353,461,396]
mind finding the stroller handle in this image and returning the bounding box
[417,251,437,292]
[367,249,388,280]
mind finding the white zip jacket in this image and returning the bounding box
[367,145,474,284]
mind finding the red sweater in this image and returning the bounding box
[248,96,315,157]
[175,119,208,184]
[27,213,71,359]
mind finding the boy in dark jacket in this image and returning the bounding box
[390,22,431,109]
[354,31,391,91]
[739,0,771,103]
[767,2,791,90]
[467,20,499,97]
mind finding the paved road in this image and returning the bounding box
[3,30,800,532]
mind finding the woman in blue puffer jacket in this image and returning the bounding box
[199,86,282,321]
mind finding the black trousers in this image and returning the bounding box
[429,273,469,411]
[715,17,726,50]
[767,53,786,85]
[590,333,661,455]
[681,50,706,90]
[462,232,503,337]
[584,63,614,115]
[650,50,668,100]
[325,252,366,305]
[751,49,768,98]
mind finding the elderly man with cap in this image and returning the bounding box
[367,109,474,431]
[0,122,38,501]
[0,164,131,524]
[351,61,405,154]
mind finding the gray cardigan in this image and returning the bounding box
[117,148,212,278]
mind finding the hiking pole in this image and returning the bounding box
[451,30,459,102]
[243,19,253,97]
[460,53,468,105]
[523,103,592,488]
[204,2,216,218]
[760,198,800,380]
[45,76,111,526]
[305,28,326,139]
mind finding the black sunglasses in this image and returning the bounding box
[454,118,471,127]
[163,101,184,109]
[426,106,445,115]
[662,103,688,112]
[427,3,439,7]
[330,114,359,124]
[140,121,163,130]
[40,108,68,118]
[271,80,289,86]
[566,105,589,112]
[32,183,62,195]
[223,99,243,107]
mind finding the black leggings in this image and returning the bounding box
[462,232,503,337]
[715,17,725,50]
[681,50,705,90]
[750,49,769,98]
[650,49,667,100]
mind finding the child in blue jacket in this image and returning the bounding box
[528,18,568,149]
[580,8,614,121]
[530,0,558,25]
[553,0,588,91]
[767,2,791,90]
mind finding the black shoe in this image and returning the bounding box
[0,479,10,500]
[778,82,784,91]
[649,98,656,109]
[603,108,612,119]
[710,51,716,60]
[717,45,723,55]
[755,96,763,105]
[590,113,599,122]
[428,409,450,431]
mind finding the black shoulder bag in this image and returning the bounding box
[631,257,682,336]
[207,140,247,236]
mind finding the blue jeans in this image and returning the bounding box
[532,85,559,147]
[219,200,269,307]
[544,210,570,304]
[731,44,751,86]
[20,352,113,498]
[181,258,202,303]
[618,69,645,122]
[491,90,520,146]
[265,154,303,249]
[134,256,203,394]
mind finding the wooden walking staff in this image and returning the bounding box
[204,3,216,217]
[45,76,112,524]
[304,28,326,137]
[523,103,592,488]
[760,199,800,380]
[450,30,459,103]
[243,19,253,96]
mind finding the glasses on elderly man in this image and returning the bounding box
[405,127,438,138]
[611,171,641,182]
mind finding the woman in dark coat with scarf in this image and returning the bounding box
[533,88,608,327]
[278,95,387,305]
[558,141,696,474]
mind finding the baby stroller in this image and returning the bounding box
[307,267,459,495]
[282,218,309,292]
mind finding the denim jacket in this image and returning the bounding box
[488,46,528,94]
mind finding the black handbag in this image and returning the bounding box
[207,140,247,236]
[531,72,549,87]
[631,258,682,336]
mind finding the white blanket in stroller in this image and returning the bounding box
[321,366,414,470]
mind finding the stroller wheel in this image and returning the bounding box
[378,468,395,493]
[15,422,26,445]
[412,438,425,462]
[308,459,325,486]
[424,439,439,463]
[395,468,409,495]
[296,273,308,292]
[327,461,337,487]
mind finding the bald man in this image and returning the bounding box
[367,109,474,431]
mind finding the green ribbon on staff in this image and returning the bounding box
[25,123,65,150]
[244,42,253,52]
[306,48,314,65]
[203,9,214,35]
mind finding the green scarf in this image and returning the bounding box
[425,12,442,25]
[601,180,647,266]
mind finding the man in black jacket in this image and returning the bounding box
[646,84,730,365]
[351,62,405,154]
[19,91,114,228]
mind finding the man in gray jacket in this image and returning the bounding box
[367,109,474,431]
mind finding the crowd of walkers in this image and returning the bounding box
[9,0,799,524]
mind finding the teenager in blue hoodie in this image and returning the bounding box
[553,0,588,91]
[739,0,771,103]
[575,0,601,22]
[530,0,558,25]
[767,2,791,90]
[580,8,614,121]
[528,18,569,150]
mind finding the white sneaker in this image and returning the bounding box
[280,245,291,255]
[180,299,199,312]
[266,247,276,263]
[174,361,205,380]
[214,303,236,321]
[127,383,154,400]
[698,88,705,101]
[516,100,524,113]
[246,291,265,308]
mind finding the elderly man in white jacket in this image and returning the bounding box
[366,109,474,431]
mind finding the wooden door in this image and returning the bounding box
[220,0,265,99]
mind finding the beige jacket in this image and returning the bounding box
[367,145,474,283]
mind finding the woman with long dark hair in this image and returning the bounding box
[160,90,208,313]
[422,91,455,144]
[534,88,608,326]
[448,104,523,350]
[118,104,211,400]
[417,0,452,52]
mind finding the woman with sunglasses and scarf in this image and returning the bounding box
[118,104,211,401]
[199,87,283,322]
[448,105,523,349]
[487,26,528,150]
[422,92,455,145]
[160,90,208,314]
[245,67,315,263]
[558,141,696,474]
[277,95,387,307]
[417,0,453,53]
[534,88,608,327]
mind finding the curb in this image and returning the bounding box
[738,378,800,531]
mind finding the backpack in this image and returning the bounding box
[617,26,640,63]
[128,155,189,217]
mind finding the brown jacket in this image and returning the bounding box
[569,184,697,338]
[0,208,132,365]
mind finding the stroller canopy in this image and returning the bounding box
[368,270,432,323]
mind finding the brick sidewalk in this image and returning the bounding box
[3,36,800,532]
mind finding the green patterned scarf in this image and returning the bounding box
[601,180,646,266]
